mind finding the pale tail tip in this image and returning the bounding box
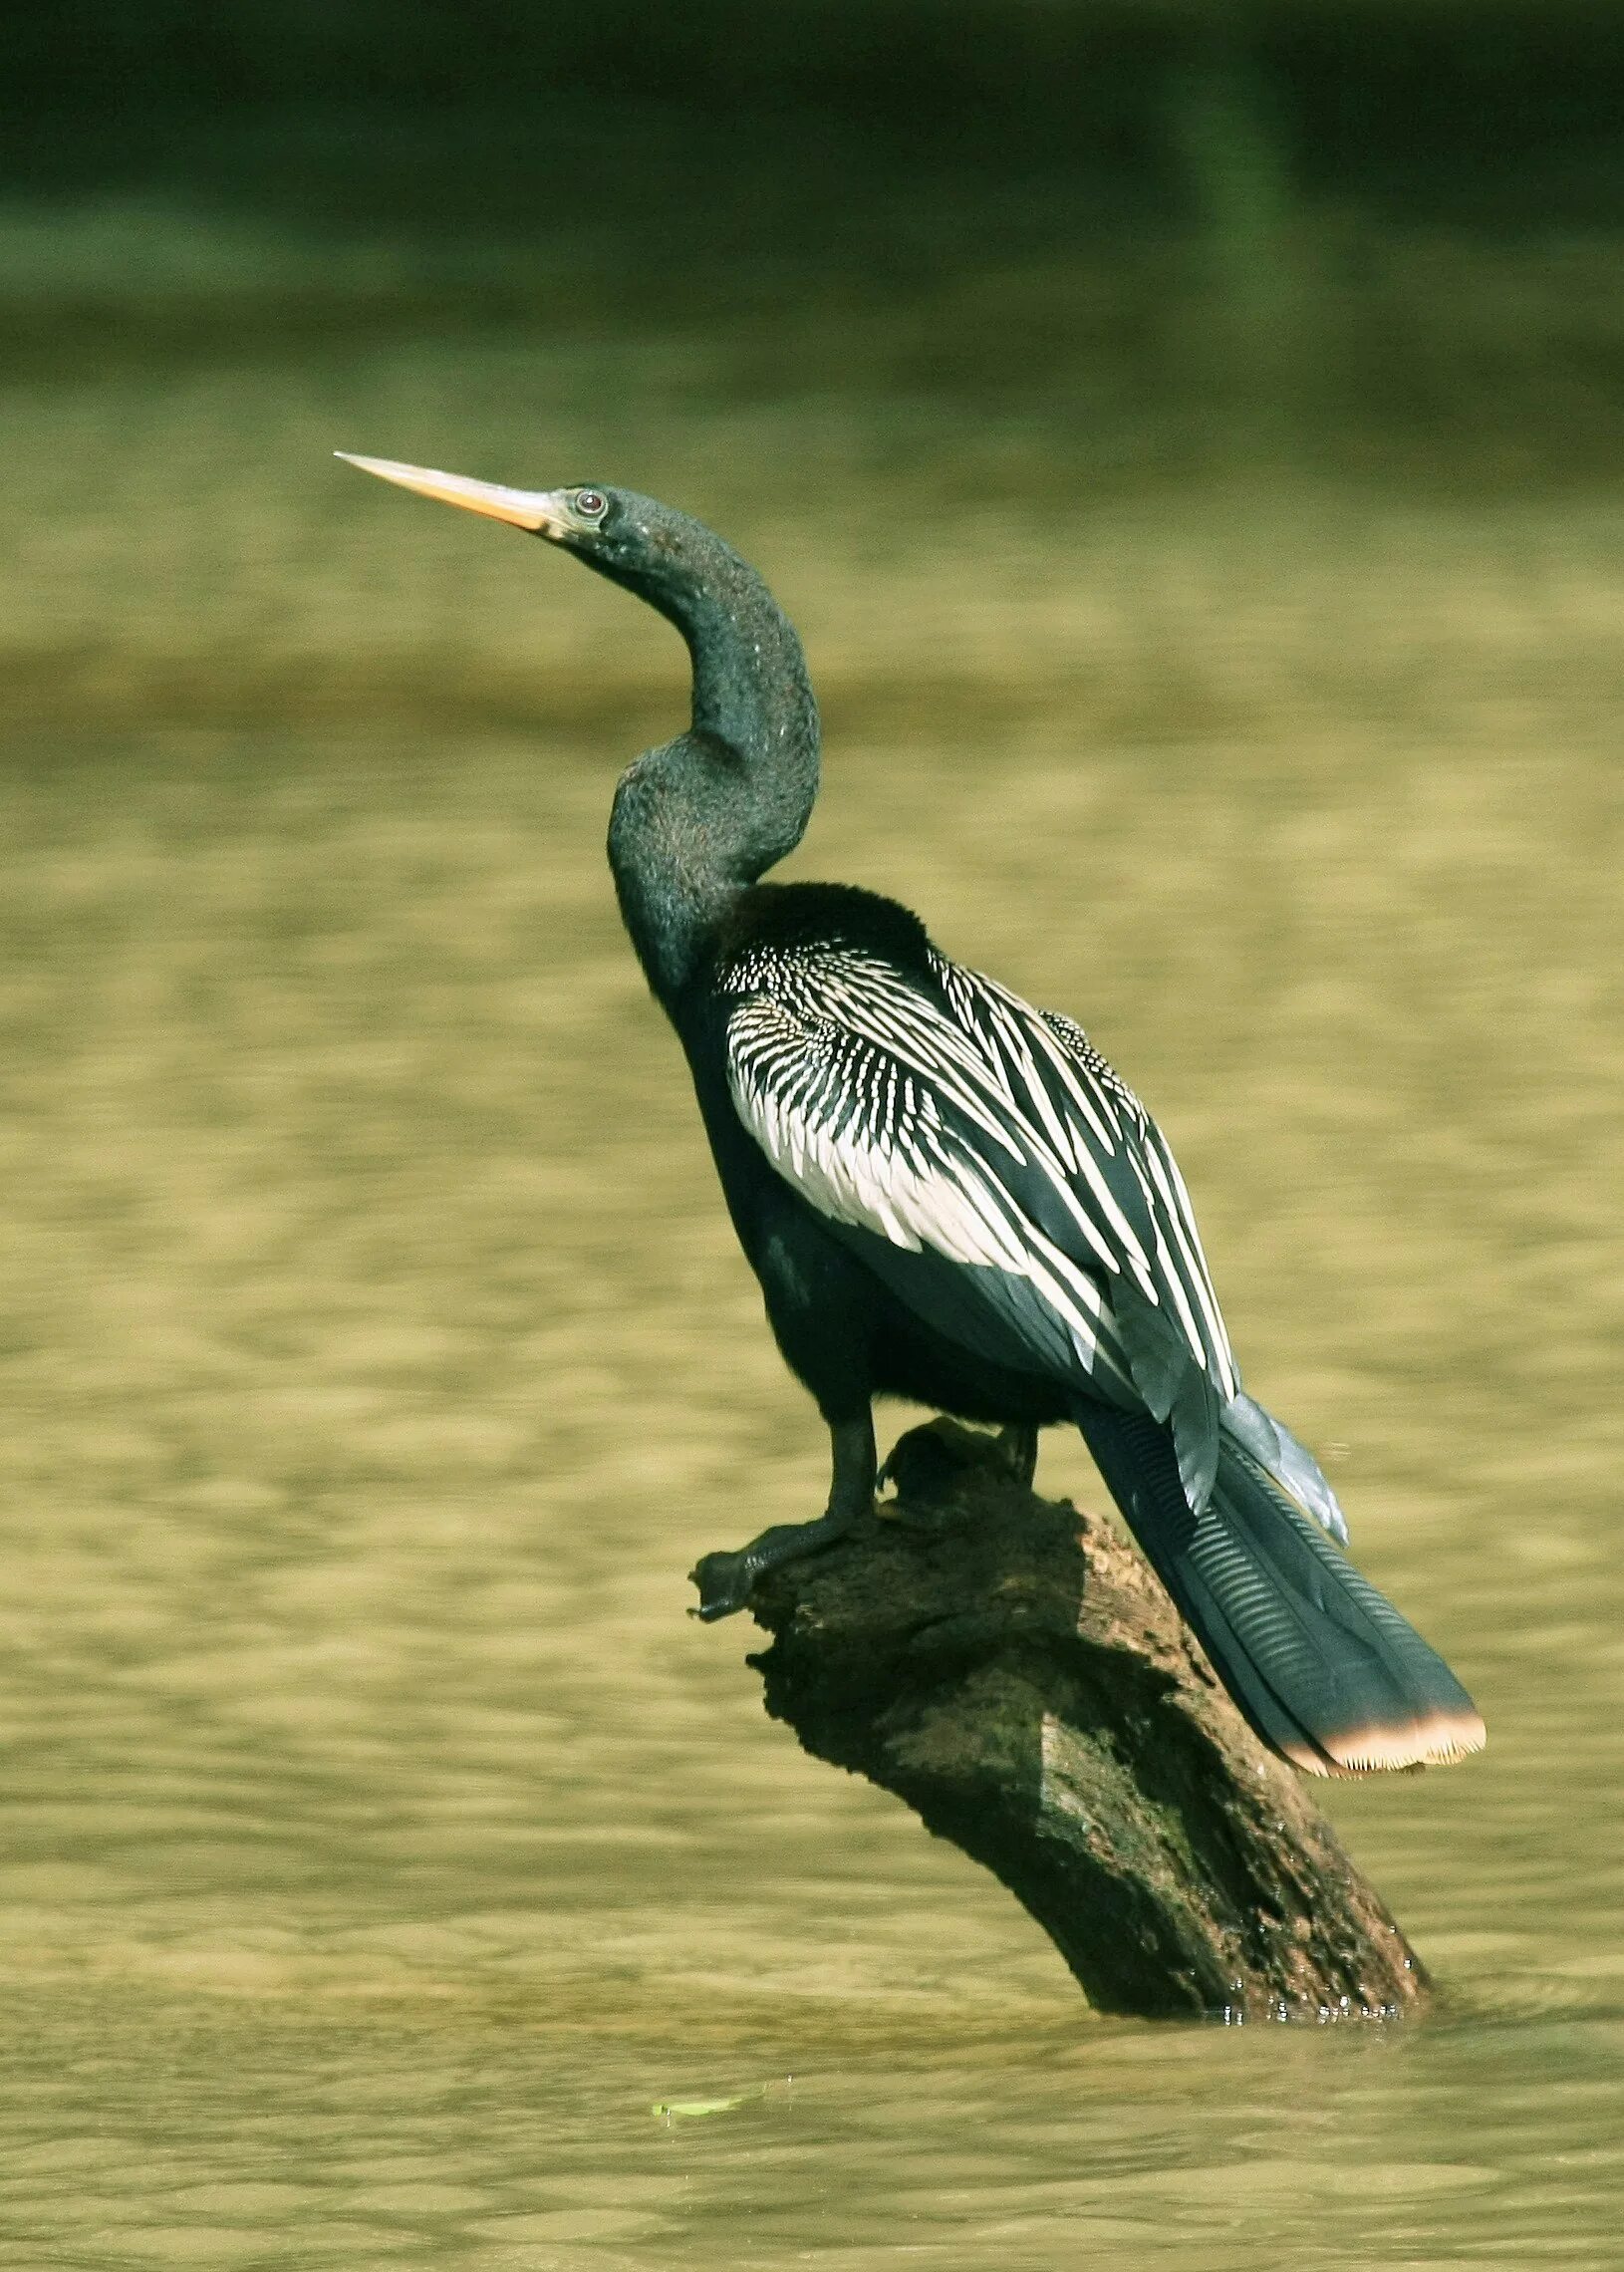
[1318,1707,1488,1777]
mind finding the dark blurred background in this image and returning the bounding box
[15,1,1624,448]
[10,0,1624,738]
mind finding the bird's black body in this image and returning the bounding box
[343,453,1486,1778]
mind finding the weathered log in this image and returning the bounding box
[710,1418,1429,2023]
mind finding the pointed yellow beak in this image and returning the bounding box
[335,453,576,537]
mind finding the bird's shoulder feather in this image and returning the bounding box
[710,881,937,985]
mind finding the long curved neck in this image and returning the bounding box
[683,557,817,769]
[605,530,820,1011]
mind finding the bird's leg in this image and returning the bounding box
[690,1413,877,1622]
[997,1424,1040,1490]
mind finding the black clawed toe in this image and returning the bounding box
[689,1550,753,1620]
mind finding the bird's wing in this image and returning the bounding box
[998,986,1238,1400]
[722,943,1238,1506]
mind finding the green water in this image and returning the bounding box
[4,175,1624,2267]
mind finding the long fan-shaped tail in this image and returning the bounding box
[1074,1405,1486,1776]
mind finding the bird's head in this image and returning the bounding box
[337,449,819,990]
[337,449,815,815]
[335,454,700,596]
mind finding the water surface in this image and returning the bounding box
[0,720,1616,2267]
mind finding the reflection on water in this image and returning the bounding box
[3,158,1623,2266]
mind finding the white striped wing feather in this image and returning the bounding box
[722,943,1240,1496]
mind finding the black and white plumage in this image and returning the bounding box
[340,452,1484,1779]
[724,938,1238,1509]
[721,935,1356,1545]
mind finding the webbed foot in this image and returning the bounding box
[688,1414,877,1625]
[689,1548,754,1621]
[688,1512,854,1619]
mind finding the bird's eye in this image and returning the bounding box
[574,488,608,521]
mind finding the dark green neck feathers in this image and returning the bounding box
[588,497,820,1008]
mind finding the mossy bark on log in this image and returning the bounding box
[727,1419,1430,2023]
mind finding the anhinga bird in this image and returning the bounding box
[338,452,1486,1779]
